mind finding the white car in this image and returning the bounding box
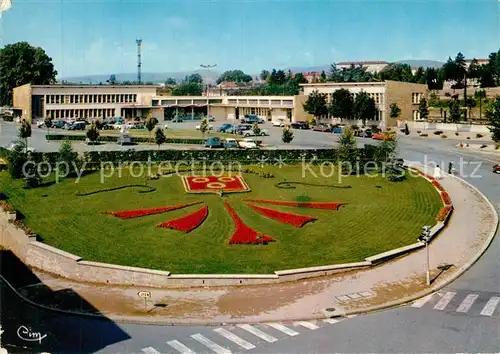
[6,141,35,153]
[242,129,269,137]
[272,119,286,127]
[36,120,45,128]
[238,138,259,149]
[196,124,214,131]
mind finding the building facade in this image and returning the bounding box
[299,80,428,125]
[13,84,158,122]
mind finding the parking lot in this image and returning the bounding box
[0,119,370,153]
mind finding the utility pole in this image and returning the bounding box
[136,39,143,85]
[200,64,217,119]
[419,226,432,286]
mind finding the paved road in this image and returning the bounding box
[1,121,499,353]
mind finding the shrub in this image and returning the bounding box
[495,143,500,150]
[480,144,487,148]
[436,205,452,221]
[455,132,459,136]
[441,192,451,205]
[467,137,471,139]
[419,133,428,137]
[433,130,444,135]
[432,180,445,192]
[441,134,448,138]
[476,133,484,138]
[417,130,421,134]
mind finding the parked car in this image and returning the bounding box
[36,119,45,128]
[238,138,259,149]
[68,121,86,130]
[223,138,239,149]
[272,119,286,127]
[217,123,233,133]
[241,114,264,124]
[101,123,114,130]
[359,128,373,138]
[291,122,309,129]
[312,124,332,132]
[242,129,269,137]
[52,120,65,129]
[117,134,132,145]
[332,126,344,134]
[231,124,252,134]
[493,164,500,174]
[195,123,214,131]
[208,116,215,122]
[204,137,224,149]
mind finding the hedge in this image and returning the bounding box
[46,134,204,145]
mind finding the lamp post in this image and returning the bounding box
[419,225,432,286]
[200,64,217,120]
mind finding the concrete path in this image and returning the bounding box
[17,172,497,325]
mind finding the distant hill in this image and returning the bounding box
[60,69,221,85]
[395,60,445,68]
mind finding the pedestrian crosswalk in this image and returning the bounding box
[410,290,500,317]
[140,319,343,354]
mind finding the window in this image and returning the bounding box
[413,110,422,121]
[271,100,280,105]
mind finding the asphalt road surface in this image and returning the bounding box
[1,120,499,353]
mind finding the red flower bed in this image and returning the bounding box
[246,203,316,227]
[372,133,393,141]
[441,192,452,205]
[418,171,435,181]
[104,201,202,219]
[182,175,250,193]
[432,180,445,192]
[245,199,345,210]
[224,200,275,244]
[436,205,452,221]
[158,205,208,232]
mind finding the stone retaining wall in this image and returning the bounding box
[0,166,453,289]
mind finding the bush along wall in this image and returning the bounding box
[45,134,204,145]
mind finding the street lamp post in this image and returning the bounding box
[200,64,217,120]
[419,225,432,286]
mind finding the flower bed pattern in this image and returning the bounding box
[157,205,208,232]
[246,203,316,227]
[224,200,275,244]
[182,175,250,194]
[441,192,451,205]
[245,199,345,210]
[437,205,453,221]
[432,180,445,192]
[103,201,202,219]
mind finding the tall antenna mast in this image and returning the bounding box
[136,39,142,84]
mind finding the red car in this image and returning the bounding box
[372,133,393,140]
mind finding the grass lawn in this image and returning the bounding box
[0,166,442,274]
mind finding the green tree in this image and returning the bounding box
[86,123,100,145]
[199,117,209,137]
[353,91,377,126]
[389,103,401,120]
[486,96,500,142]
[259,70,270,81]
[302,90,328,121]
[0,42,57,105]
[428,92,440,107]
[44,116,53,138]
[448,99,461,123]
[185,73,203,84]
[478,50,500,87]
[18,119,32,153]
[425,67,444,90]
[58,139,79,177]
[320,70,327,83]
[145,116,158,142]
[328,88,354,120]
[293,72,308,84]
[252,122,261,136]
[413,67,426,84]
[465,96,476,120]
[154,127,166,149]
[282,124,294,144]
[475,89,487,120]
[443,52,467,89]
[418,97,429,121]
[216,70,252,84]
[171,82,203,96]
[375,135,397,169]
[94,119,103,130]
[165,77,177,85]
[337,126,359,174]
[378,63,414,82]
[7,142,28,179]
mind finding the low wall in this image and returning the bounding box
[400,121,491,134]
[0,167,453,289]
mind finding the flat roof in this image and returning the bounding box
[32,84,158,89]
[300,81,385,87]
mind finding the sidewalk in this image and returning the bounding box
[18,174,498,325]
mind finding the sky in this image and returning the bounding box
[1,0,499,78]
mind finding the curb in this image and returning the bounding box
[333,172,499,319]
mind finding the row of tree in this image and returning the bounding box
[302,89,382,126]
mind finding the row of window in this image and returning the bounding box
[45,94,138,105]
[227,99,294,106]
[327,92,383,104]
[45,108,117,119]
[412,93,424,104]
[152,99,224,106]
